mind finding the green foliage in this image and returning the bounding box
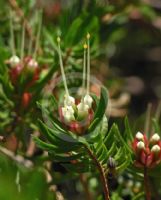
[0,0,161,199]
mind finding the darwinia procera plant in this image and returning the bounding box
[34,34,132,200]
[1,2,161,200]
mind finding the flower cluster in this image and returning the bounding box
[6,11,42,108]
[8,55,39,84]
[57,34,94,134]
[132,132,161,168]
[8,54,41,109]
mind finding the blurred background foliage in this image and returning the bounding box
[0,0,161,199]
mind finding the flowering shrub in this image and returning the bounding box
[0,1,161,200]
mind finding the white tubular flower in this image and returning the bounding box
[28,59,38,68]
[64,95,75,106]
[9,55,20,67]
[135,132,144,141]
[77,101,89,120]
[150,133,160,143]
[137,141,145,150]
[151,145,161,153]
[62,105,75,122]
[84,94,93,108]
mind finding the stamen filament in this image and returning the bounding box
[144,103,152,137]
[82,43,87,95]
[28,12,37,55]
[57,37,69,96]
[87,33,90,94]
[20,22,25,61]
[33,10,42,60]
[28,35,33,56]
[9,10,16,56]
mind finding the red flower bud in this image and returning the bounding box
[59,105,94,135]
[132,132,161,168]
[33,68,40,81]
[69,121,82,135]
[9,65,22,84]
[22,92,32,108]
[150,133,160,145]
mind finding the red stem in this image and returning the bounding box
[85,145,110,200]
[144,167,151,200]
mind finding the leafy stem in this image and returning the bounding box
[84,145,110,200]
[144,167,151,200]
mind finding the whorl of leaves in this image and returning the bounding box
[34,87,132,175]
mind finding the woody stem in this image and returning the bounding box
[85,145,110,200]
[144,167,151,200]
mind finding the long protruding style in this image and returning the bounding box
[86,33,90,94]
[28,34,33,56]
[82,43,87,95]
[9,10,16,56]
[20,22,25,61]
[57,37,69,96]
[33,10,42,60]
[144,103,152,138]
[28,11,37,56]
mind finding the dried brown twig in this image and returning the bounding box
[0,145,33,168]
